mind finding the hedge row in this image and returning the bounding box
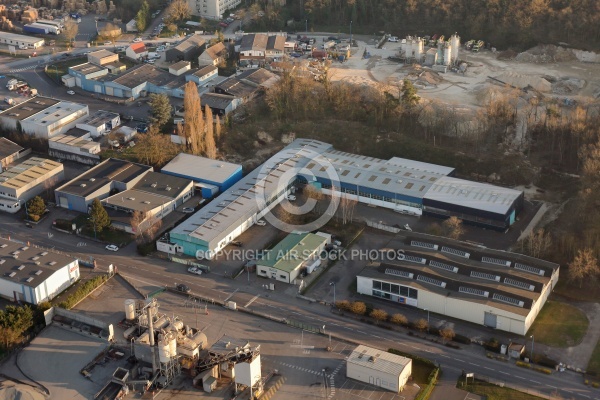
[416,367,440,400]
[58,275,108,309]
[388,348,437,369]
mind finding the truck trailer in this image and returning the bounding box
[29,23,61,34]
[23,24,49,35]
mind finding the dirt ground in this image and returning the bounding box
[331,40,600,108]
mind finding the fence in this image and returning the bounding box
[366,220,401,233]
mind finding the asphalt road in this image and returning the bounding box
[0,212,596,400]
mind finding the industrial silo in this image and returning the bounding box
[168,331,177,358]
[415,38,424,60]
[158,339,171,364]
[450,33,460,63]
[124,299,136,320]
[443,43,452,66]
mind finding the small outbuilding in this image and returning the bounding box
[346,345,412,393]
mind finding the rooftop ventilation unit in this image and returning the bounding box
[35,270,43,275]
[26,277,34,283]
[18,265,25,270]
[8,272,16,278]
[80,183,86,187]
[89,178,95,182]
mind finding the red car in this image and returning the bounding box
[219,21,228,27]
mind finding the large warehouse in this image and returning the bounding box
[356,233,559,335]
[347,345,412,393]
[0,238,80,304]
[0,157,64,203]
[159,138,524,259]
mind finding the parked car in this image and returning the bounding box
[176,283,191,293]
[287,195,296,201]
[133,37,142,42]
[388,36,399,42]
[105,244,119,251]
[67,90,75,95]
[145,59,155,64]
[231,241,243,247]
[182,207,195,213]
[219,22,228,27]
[256,219,266,226]
[187,266,203,275]
[103,41,112,45]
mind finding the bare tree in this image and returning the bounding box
[215,115,222,142]
[439,327,455,344]
[443,216,464,240]
[130,210,147,243]
[568,248,599,288]
[165,0,191,23]
[340,194,357,225]
[519,228,552,258]
[62,20,78,48]
[370,309,388,325]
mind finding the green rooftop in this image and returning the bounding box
[259,233,327,273]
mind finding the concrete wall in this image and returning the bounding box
[49,149,100,165]
[346,360,411,393]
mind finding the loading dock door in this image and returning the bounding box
[484,312,497,328]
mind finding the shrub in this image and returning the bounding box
[390,313,408,326]
[452,334,471,344]
[370,308,388,323]
[439,327,455,343]
[350,301,367,315]
[414,318,429,332]
[484,338,501,353]
[533,366,552,375]
[58,275,108,309]
[335,300,351,311]
[593,382,599,388]
[29,214,40,222]
[516,361,532,369]
[536,355,559,369]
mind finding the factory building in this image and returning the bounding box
[356,233,559,335]
[347,345,412,393]
[160,139,524,259]
[0,238,80,304]
[0,157,64,203]
[256,233,328,283]
[54,158,153,213]
[0,137,26,172]
[0,97,89,140]
[160,153,242,197]
[0,31,45,49]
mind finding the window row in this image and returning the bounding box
[372,280,418,299]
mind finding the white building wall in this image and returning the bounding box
[347,362,409,393]
[35,261,80,303]
[357,275,531,335]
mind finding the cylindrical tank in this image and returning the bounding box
[168,332,177,357]
[192,332,208,349]
[450,33,460,63]
[138,314,148,327]
[158,340,171,363]
[443,43,452,66]
[172,321,184,332]
[124,299,136,320]
[415,38,424,59]
[185,325,192,337]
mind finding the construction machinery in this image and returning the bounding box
[472,40,484,52]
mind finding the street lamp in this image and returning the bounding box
[530,335,535,363]
[305,19,308,34]
[350,20,353,44]
[424,308,430,325]
[329,281,336,304]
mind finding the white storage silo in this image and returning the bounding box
[158,340,171,363]
[172,321,184,332]
[450,33,460,63]
[402,37,411,56]
[443,43,452,66]
[415,38,424,59]
[168,331,177,357]
[124,299,136,320]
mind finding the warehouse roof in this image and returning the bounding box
[77,110,119,127]
[193,65,217,78]
[170,139,331,249]
[49,134,99,152]
[202,42,227,61]
[112,64,169,89]
[133,171,192,199]
[258,233,327,273]
[170,34,205,53]
[201,93,236,109]
[240,33,268,52]
[348,345,411,377]
[237,68,280,88]
[424,176,523,215]
[103,189,172,212]
[70,62,106,75]
[56,158,152,197]
[170,60,190,71]
[0,157,63,190]
[161,153,240,184]
[88,49,117,59]
[266,35,285,51]
[0,97,60,121]
[0,138,24,160]
[0,31,45,44]
[0,238,77,288]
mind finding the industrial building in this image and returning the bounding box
[88,49,120,66]
[356,233,560,335]
[48,133,101,165]
[75,110,120,137]
[159,138,524,259]
[0,137,26,172]
[200,92,241,118]
[237,33,285,68]
[160,153,242,197]
[102,171,194,233]
[54,158,153,213]
[214,68,279,102]
[166,34,206,62]
[0,157,64,203]
[256,233,329,283]
[0,97,89,139]
[0,237,80,304]
[198,42,228,66]
[347,345,412,393]
[0,31,45,49]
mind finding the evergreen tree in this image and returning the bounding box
[400,79,419,108]
[26,196,45,218]
[149,93,172,128]
[89,198,111,232]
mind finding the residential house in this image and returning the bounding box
[126,43,148,60]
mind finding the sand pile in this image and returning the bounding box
[0,381,46,400]
[516,45,577,63]
[495,72,552,92]
[552,77,585,95]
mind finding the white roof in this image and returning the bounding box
[424,176,522,215]
[348,345,411,376]
[24,100,87,125]
[0,31,45,45]
[170,139,332,249]
[161,153,240,184]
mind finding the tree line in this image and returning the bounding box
[258,0,600,51]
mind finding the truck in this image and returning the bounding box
[4,97,14,105]
[472,40,484,52]
[6,79,17,88]
[322,40,336,50]
[23,24,49,35]
[29,23,61,35]
[7,81,28,91]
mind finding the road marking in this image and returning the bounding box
[514,375,527,380]
[356,330,367,335]
[529,380,540,384]
[244,294,260,308]
[439,354,450,358]
[223,288,238,302]
[454,358,465,362]
[483,367,494,371]
[468,363,480,367]
[499,371,510,375]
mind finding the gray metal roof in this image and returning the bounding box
[0,238,77,289]
[103,188,172,212]
[161,153,240,184]
[70,62,105,75]
[170,139,332,249]
[348,345,411,376]
[424,176,522,215]
[0,97,60,121]
[133,171,192,199]
[0,137,23,160]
